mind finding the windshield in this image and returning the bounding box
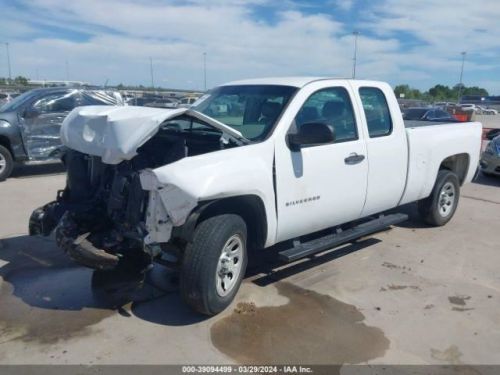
[192,85,297,141]
[0,90,40,112]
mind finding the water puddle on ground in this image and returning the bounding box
[211,282,389,364]
[0,236,169,344]
[0,268,116,344]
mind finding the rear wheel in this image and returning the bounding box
[0,145,14,181]
[180,214,247,315]
[418,169,460,226]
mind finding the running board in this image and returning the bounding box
[279,213,408,262]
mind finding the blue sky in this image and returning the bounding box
[1,0,499,93]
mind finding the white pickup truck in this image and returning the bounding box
[30,77,482,315]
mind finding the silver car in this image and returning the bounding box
[480,131,500,176]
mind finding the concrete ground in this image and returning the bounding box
[0,163,499,366]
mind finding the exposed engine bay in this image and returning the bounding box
[29,116,239,270]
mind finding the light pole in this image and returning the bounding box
[352,31,360,79]
[203,52,207,91]
[457,51,466,102]
[149,57,155,89]
[3,42,12,84]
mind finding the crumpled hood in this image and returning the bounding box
[60,105,244,164]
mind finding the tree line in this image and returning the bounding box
[394,84,489,102]
[0,76,491,101]
[0,76,29,85]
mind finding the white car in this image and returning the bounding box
[477,105,498,115]
[30,77,482,315]
[459,103,478,112]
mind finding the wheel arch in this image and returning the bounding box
[438,153,470,185]
[175,194,268,250]
[0,135,13,155]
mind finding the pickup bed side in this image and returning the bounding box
[400,122,482,205]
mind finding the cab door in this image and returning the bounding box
[349,82,408,216]
[20,90,77,159]
[274,82,368,242]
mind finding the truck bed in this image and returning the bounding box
[399,120,482,206]
[404,120,459,128]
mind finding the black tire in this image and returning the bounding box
[418,169,460,226]
[180,214,247,315]
[0,145,14,181]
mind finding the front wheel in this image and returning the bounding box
[418,169,460,226]
[0,145,14,181]
[180,214,248,315]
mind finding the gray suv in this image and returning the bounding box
[0,87,123,180]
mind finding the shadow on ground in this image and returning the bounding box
[0,230,382,341]
[472,172,500,188]
[0,235,204,344]
[11,163,65,179]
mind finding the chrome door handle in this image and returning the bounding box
[344,153,365,165]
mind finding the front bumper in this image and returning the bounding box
[55,212,120,270]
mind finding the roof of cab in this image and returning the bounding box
[222,76,344,88]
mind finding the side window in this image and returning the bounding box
[295,87,358,143]
[359,87,392,137]
[32,91,77,114]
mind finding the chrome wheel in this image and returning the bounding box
[0,153,6,174]
[216,234,244,297]
[438,182,456,217]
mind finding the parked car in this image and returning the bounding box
[480,130,500,176]
[459,103,479,113]
[29,77,481,315]
[0,87,123,180]
[434,102,456,109]
[126,96,152,106]
[403,107,457,122]
[144,97,179,109]
[476,105,498,115]
[178,96,199,108]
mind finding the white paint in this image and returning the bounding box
[399,122,482,205]
[348,80,409,217]
[59,77,482,249]
[147,141,277,247]
[273,79,368,241]
[60,105,244,165]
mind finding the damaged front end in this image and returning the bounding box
[29,105,242,270]
[30,150,150,270]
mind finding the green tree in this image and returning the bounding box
[428,84,453,100]
[461,86,489,97]
[394,84,422,99]
[13,76,29,85]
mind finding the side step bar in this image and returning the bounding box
[279,213,408,262]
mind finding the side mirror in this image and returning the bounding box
[486,129,500,140]
[287,122,335,151]
[23,107,40,119]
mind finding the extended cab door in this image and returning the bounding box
[274,81,368,242]
[348,82,408,216]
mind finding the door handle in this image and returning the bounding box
[344,153,365,165]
